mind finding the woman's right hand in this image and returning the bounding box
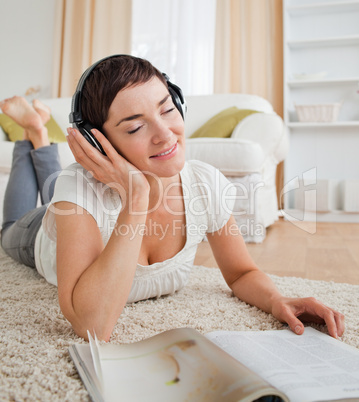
[66,127,150,201]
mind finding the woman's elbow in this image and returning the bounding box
[65,311,115,342]
[58,301,115,342]
[73,323,113,342]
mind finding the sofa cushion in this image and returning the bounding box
[189,107,259,139]
[0,114,66,143]
[185,137,265,175]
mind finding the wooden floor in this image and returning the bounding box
[194,219,359,285]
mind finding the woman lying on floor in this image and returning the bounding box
[0,55,345,341]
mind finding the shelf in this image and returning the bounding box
[287,77,359,87]
[287,121,359,128]
[283,0,359,223]
[287,35,359,48]
[286,1,359,16]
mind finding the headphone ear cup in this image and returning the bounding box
[168,86,186,120]
[77,122,106,155]
[163,74,187,120]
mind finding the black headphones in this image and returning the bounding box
[69,54,186,155]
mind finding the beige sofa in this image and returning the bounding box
[0,94,288,242]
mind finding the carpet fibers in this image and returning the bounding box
[0,247,358,401]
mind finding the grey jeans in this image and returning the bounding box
[1,141,61,267]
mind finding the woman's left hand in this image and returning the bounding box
[271,296,345,339]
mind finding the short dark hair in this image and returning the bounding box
[81,55,167,133]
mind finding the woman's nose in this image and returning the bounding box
[151,120,172,144]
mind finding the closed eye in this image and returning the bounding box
[163,107,175,115]
[127,125,143,134]
[127,107,175,134]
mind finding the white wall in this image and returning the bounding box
[0,0,56,100]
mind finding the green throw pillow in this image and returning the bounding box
[0,113,66,143]
[189,107,259,139]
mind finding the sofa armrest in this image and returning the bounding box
[0,141,15,172]
[231,113,289,163]
[185,137,265,175]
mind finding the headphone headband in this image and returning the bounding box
[69,55,127,125]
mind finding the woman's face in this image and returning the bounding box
[103,77,186,179]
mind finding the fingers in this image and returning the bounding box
[66,127,135,195]
[321,308,339,339]
[274,302,305,335]
[67,128,107,170]
[334,309,345,338]
[272,297,345,339]
[304,299,345,339]
[67,127,99,156]
[67,127,124,168]
[67,129,117,189]
[285,311,305,335]
[91,129,120,161]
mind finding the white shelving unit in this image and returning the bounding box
[283,0,359,223]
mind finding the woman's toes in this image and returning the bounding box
[32,99,51,125]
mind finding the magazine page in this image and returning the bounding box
[69,344,104,402]
[206,327,359,402]
[92,327,288,402]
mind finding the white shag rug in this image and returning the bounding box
[0,246,358,402]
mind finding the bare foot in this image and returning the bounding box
[32,99,51,125]
[0,96,50,148]
[0,96,43,130]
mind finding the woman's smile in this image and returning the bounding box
[150,142,178,159]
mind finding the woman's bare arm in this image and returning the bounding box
[56,190,148,341]
[55,129,150,341]
[207,216,345,338]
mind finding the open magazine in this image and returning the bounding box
[69,327,359,402]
